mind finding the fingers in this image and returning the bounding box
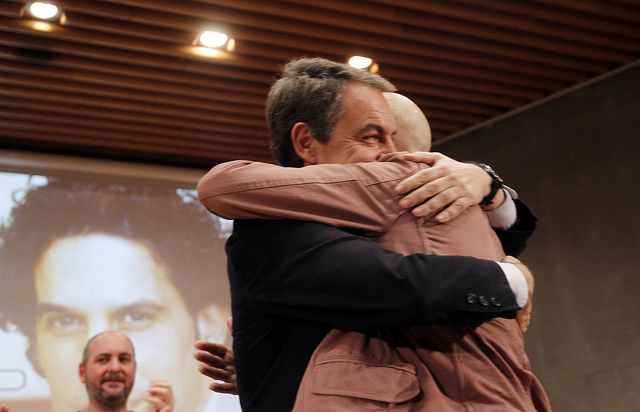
[198,355,239,394]
[395,152,446,195]
[210,381,239,395]
[194,340,229,357]
[401,151,443,165]
[194,342,233,371]
[412,189,474,220]
[395,165,443,196]
[516,300,533,333]
[396,162,457,206]
[194,340,237,393]
[432,199,475,222]
[502,255,520,265]
[148,378,172,391]
[398,176,476,221]
[143,379,174,412]
[198,360,235,381]
[148,379,173,402]
[504,255,534,333]
[195,349,229,369]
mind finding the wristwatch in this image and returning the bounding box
[478,163,504,205]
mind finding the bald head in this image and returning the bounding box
[383,93,431,152]
[79,331,137,410]
[81,331,135,367]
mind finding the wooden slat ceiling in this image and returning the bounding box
[1,0,639,168]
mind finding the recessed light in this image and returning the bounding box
[25,1,61,21]
[198,31,230,48]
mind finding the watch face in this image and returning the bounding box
[480,163,503,183]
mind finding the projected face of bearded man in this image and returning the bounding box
[34,233,228,412]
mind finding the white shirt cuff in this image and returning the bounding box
[485,187,517,230]
[496,261,528,308]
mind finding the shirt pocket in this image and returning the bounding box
[310,356,420,403]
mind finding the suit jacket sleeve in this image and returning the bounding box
[228,219,520,330]
[493,199,537,257]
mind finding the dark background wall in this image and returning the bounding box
[434,61,640,411]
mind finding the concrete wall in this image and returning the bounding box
[434,61,640,411]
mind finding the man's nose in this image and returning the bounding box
[107,357,124,371]
[381,138,397,153]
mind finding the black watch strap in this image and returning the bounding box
[478,163,504,205]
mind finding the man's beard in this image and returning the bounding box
[87,372,133,409]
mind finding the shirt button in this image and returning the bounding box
[478,295,489,306]
[490,297,502,307]
[466,293,477,304]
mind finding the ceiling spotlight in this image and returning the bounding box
[189,30,235,58]
[21,1,66,28]
[24,1,62,21]
[199,31,227,48]
[348,56,372,69]
[197,31,234,51]
[348,55,379,73]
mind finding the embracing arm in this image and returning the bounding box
[228,220,524,330]
[199,155,536,252]
[198,157,422,235]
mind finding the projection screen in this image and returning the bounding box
[0,150,240,412]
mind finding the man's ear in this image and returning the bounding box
[196,304,231,345]
[79,363,86,384]
[291,122,318,165]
